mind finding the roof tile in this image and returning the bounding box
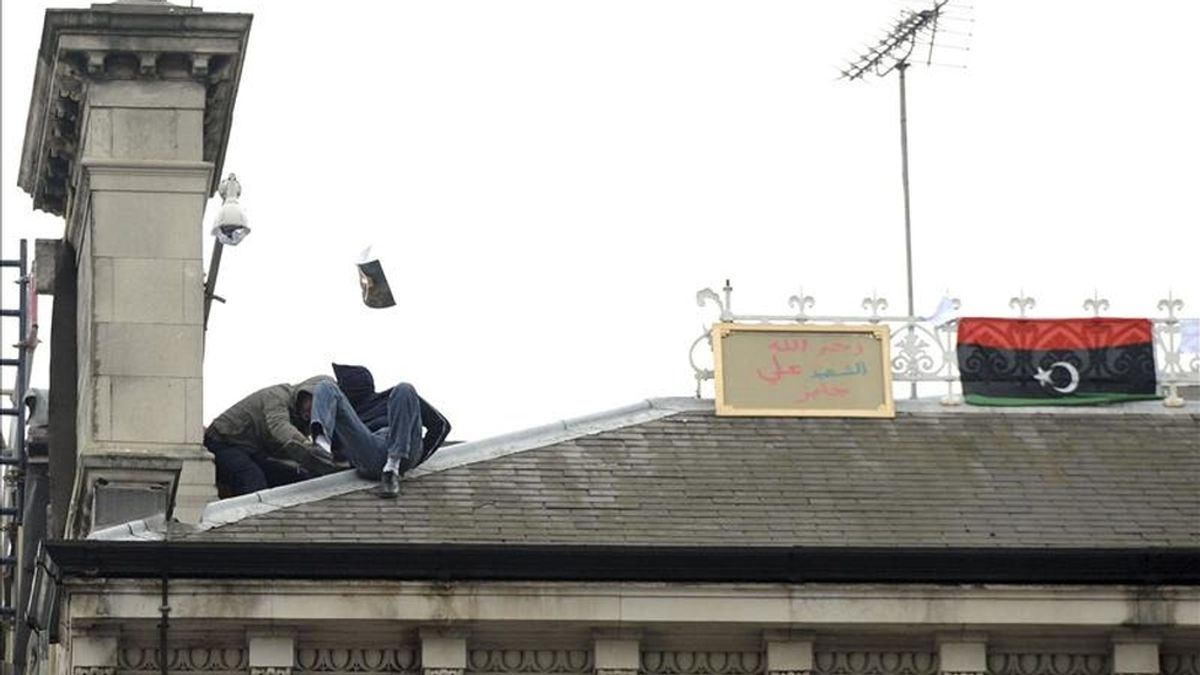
[183,409,1200,549]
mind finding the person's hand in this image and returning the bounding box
[301,444,348,475]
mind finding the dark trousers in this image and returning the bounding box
[206,442,311,498]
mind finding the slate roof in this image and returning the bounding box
[172,398,1200,549]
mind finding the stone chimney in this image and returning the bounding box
[18,1,252,535]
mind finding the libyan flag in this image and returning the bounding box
[957,317,1160,405]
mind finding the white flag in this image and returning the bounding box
[1180,318,1200,354]
[925,296,958,327]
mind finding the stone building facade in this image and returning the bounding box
[34,399,1200,675]
[6,5,1199,675]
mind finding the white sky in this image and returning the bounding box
[3,0,1198,441]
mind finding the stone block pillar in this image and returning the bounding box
[1112,637,1159,675]
[249,633,295,675]
[420,629,467,675]
[937,635,988,675]
[74,154,213,527]
[764,632,813,675]
[69,632,117,675]
[593,632,640,675]
[18,3,251,534]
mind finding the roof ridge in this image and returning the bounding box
[409,396,708,479]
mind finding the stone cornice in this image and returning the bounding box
[19,7,251,217]
[61,579,1200,628]
[81,158,213,193]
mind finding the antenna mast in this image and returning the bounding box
[841,0,966,399]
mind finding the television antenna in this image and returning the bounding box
[840,1,968,324]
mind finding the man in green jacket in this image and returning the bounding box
[204,375,346,497]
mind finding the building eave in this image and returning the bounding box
[45,540,1200,585]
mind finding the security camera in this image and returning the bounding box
[210,173,250,246]
[212,223,250,246]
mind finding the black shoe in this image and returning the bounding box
[374,470,400,499]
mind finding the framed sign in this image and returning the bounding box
[712,323,895,418]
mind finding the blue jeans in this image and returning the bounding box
[310,380,422,479]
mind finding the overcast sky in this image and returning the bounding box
[3,0,1198,441]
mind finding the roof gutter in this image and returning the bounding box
[45,540,1200,585]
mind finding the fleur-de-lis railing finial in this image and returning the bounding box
[787,286,815,321]
[1154,290,1191,408]
[1083,289,1110,318]
[861,290,888,321]
[1009,289,1035,318]
[1157,289,1184,321]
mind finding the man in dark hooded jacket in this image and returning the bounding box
[204,375,346,497]
[310,364,452,498]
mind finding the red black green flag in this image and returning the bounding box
[957,317,1159,405]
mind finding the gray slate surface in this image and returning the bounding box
[184,410,1200,547]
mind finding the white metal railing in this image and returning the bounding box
[689,282,1200,407]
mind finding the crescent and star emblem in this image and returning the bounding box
[1034,361,1080,394]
